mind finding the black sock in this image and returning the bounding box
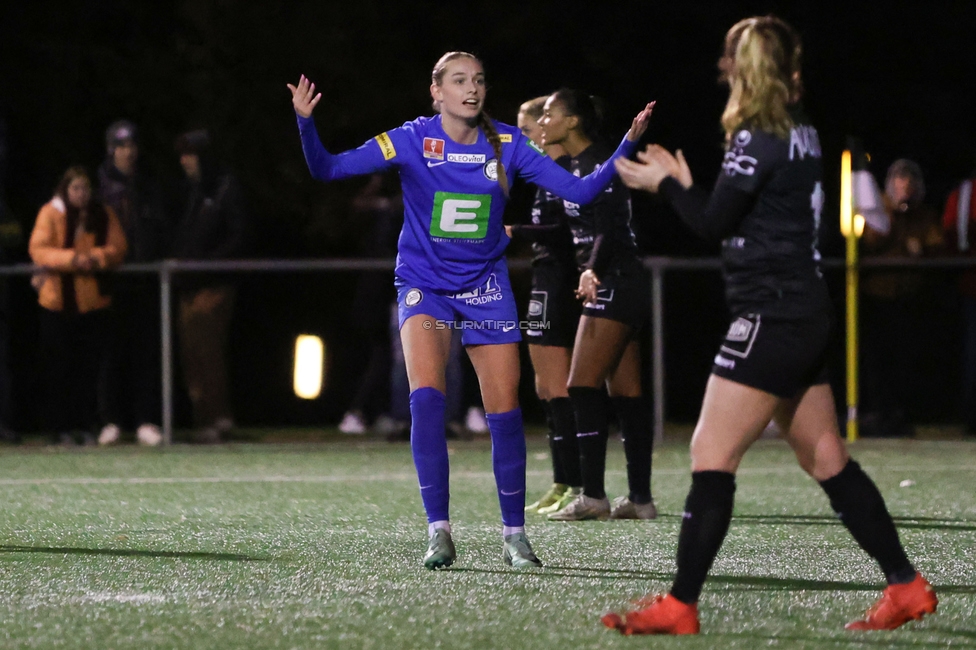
[612,396,653,504]
[671,471,736,604]
[541,400,566,485]
[550,396,582,487]
[819,459,916,584]
[568,386,609,500]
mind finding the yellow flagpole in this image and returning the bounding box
[840,150,859,442]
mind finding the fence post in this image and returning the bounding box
[160,261,174,445]
[651,261,665,444]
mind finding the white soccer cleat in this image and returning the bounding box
[98,423,121,446]
[465,407,489,434]
[547,493,611,521]
[338,411,367,435]
[136,423,163,447]
[609,495,658,520]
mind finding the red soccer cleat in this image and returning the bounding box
[846,573,938,631]
[603,594,700,635]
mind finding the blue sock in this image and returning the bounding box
[410,387,449,523]
[487,408,527,527]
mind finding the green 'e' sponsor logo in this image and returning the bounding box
[526,139,545,155]
[430,191,491,239]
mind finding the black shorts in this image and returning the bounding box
[581,267,649,330]
[711,312,832,398]
[524,261,580,348]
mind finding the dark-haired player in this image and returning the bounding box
[540,88,657,523]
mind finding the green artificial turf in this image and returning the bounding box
[1,435,974,649]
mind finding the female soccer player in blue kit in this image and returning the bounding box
[289,52,653,570]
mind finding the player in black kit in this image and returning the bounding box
[604,16,937,635]
[509,96,583,514]
[539,89,657,522]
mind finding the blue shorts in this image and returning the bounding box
[396,259,522,346]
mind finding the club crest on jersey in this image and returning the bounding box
[483,159,498,181]
[423,137,445,160]
[726,317,753,342]
[404,289,423,307]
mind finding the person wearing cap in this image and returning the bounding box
[170,129,249,443]
[96,120,169,446]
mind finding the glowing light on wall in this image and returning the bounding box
[293,335,324,399]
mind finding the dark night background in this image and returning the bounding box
[1,1,974,432]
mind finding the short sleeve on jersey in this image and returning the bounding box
[719,128,783,195]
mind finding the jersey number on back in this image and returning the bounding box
[810,181,824,263]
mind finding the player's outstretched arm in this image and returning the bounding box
[522,101,656,206]
[288,75,392,182]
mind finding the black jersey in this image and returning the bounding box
[521,155,576,266]
[565,143,640,275]
[661,116,831,318]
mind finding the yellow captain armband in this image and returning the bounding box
[375,133,397,160]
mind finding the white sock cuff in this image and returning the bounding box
[429,521,451,537]
[502,525,525,538]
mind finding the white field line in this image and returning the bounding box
[0,465,973,487]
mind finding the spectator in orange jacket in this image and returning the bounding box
[942,163,976,435]
[29,166,127,445]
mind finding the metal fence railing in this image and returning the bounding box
[3,256,974,444]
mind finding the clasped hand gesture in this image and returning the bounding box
[615,144,693,193]
[287,75,322,118]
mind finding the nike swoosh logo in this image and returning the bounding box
[502,326,515,332]
[427,160,447,168]
[500,489,524,496]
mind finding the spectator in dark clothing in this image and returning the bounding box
[860,159,945,437]
[29,166,127,445]
[337,173,401,434]
[171,129,248,443]
[96,120,169,446]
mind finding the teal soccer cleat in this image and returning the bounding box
[423,528,456,570]
[503,532,543,568]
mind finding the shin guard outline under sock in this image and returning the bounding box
[819,459,915,584]
[671,471,736,604]
[541,400,566,485]
[487,408,527,528]
[612,395,653,504]
[549,396,582,487]
[568,386,609,500]
[409,387,450,523]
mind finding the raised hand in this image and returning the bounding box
[287,75,322,119]
[626,101,656,142]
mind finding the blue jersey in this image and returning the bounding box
[298,113,637,292]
